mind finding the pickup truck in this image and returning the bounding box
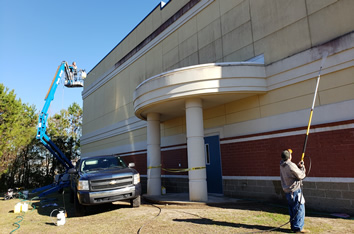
[68,155,141,216]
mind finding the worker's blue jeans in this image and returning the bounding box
[285,188,305,232]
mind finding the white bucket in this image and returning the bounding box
[14,203,21,213]
[57,210,66,226]
[22,203,29,212]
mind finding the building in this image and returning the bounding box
[81,0,354,214]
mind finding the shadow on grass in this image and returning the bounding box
[207,199,339,220]
[209,201,289,215]
[158,197,347,233]
[173,217,292,233]
[30,189,132,218]
[45,222,57,226]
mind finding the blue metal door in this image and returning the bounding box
[204,135,223,194]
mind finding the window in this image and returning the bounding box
[205,144,210,165]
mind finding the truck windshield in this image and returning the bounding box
[81,157,127,172]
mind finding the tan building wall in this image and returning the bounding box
[202,66,354,129]
[82,0,354,157]
[81,0,354,214]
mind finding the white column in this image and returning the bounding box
[185,98,208,201]
[146,113,161,196]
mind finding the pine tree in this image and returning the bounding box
[0,83,37,175]
[0,83,82,189]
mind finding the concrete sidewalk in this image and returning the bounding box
[142,193,243,206]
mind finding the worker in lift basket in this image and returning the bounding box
[280,149,310,233]
[69,61,78,80]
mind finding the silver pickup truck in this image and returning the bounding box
[68,155,141,216]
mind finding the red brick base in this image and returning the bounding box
[220,121,354,177]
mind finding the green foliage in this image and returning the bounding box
[68,102,83,139]
[0,83,37,175]
[46,102,82,175]
[0,83,82,190]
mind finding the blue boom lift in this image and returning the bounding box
[32,61,86,197]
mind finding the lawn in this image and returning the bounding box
[1,189,353,233]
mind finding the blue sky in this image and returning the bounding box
[0,0,166,114]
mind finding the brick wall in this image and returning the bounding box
[162,177,189,193]
[221,121,354,214]
[220,123,354,178]
[121,152,147,174]
[223,179,283,201]
[160,148,189,192]
[304,181,354,214]
[124,121,354,214]
[223,179,354,215]
[140,176,189,194]
[161,148,188,176]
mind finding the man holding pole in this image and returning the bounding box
[279,52,327,233]
[280,149,310,233]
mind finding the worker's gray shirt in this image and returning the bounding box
[280,160,306,193]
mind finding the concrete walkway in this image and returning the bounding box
[142,193,243,206]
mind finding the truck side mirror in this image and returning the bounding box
[68,168,77,174]
[128,163,135,168]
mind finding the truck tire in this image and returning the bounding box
[130,195,141,208]
[74,193,86,216]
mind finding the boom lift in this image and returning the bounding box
[32,61,86,197]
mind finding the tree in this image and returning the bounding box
[0,83,37,176]
[44,103,83,177]
[68,102,83,140]
[68,102,82,161]
[0,83,83,190]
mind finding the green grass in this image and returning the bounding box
[1,190,353,233]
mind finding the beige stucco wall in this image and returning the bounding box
[161,117,186,138]
[82,128,147,154]
[84,0,189,88]
[203,66,354,130]
[82,0,354,155]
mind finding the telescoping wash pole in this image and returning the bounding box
[301,51,328,163]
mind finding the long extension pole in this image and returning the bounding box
[301,51,328,162]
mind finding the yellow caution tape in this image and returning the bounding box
[162,166,206,173]
[190,166,206,171]
[147,165,161,169]
[147,165,206,173]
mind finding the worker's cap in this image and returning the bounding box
[281,149,292,160]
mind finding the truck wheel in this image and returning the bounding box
[130,195,141,208]
[74,193,86,216]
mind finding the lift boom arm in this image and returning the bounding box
[36,61,85,170]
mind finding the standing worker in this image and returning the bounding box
[69,61,78,80]
[280,149,310,233]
